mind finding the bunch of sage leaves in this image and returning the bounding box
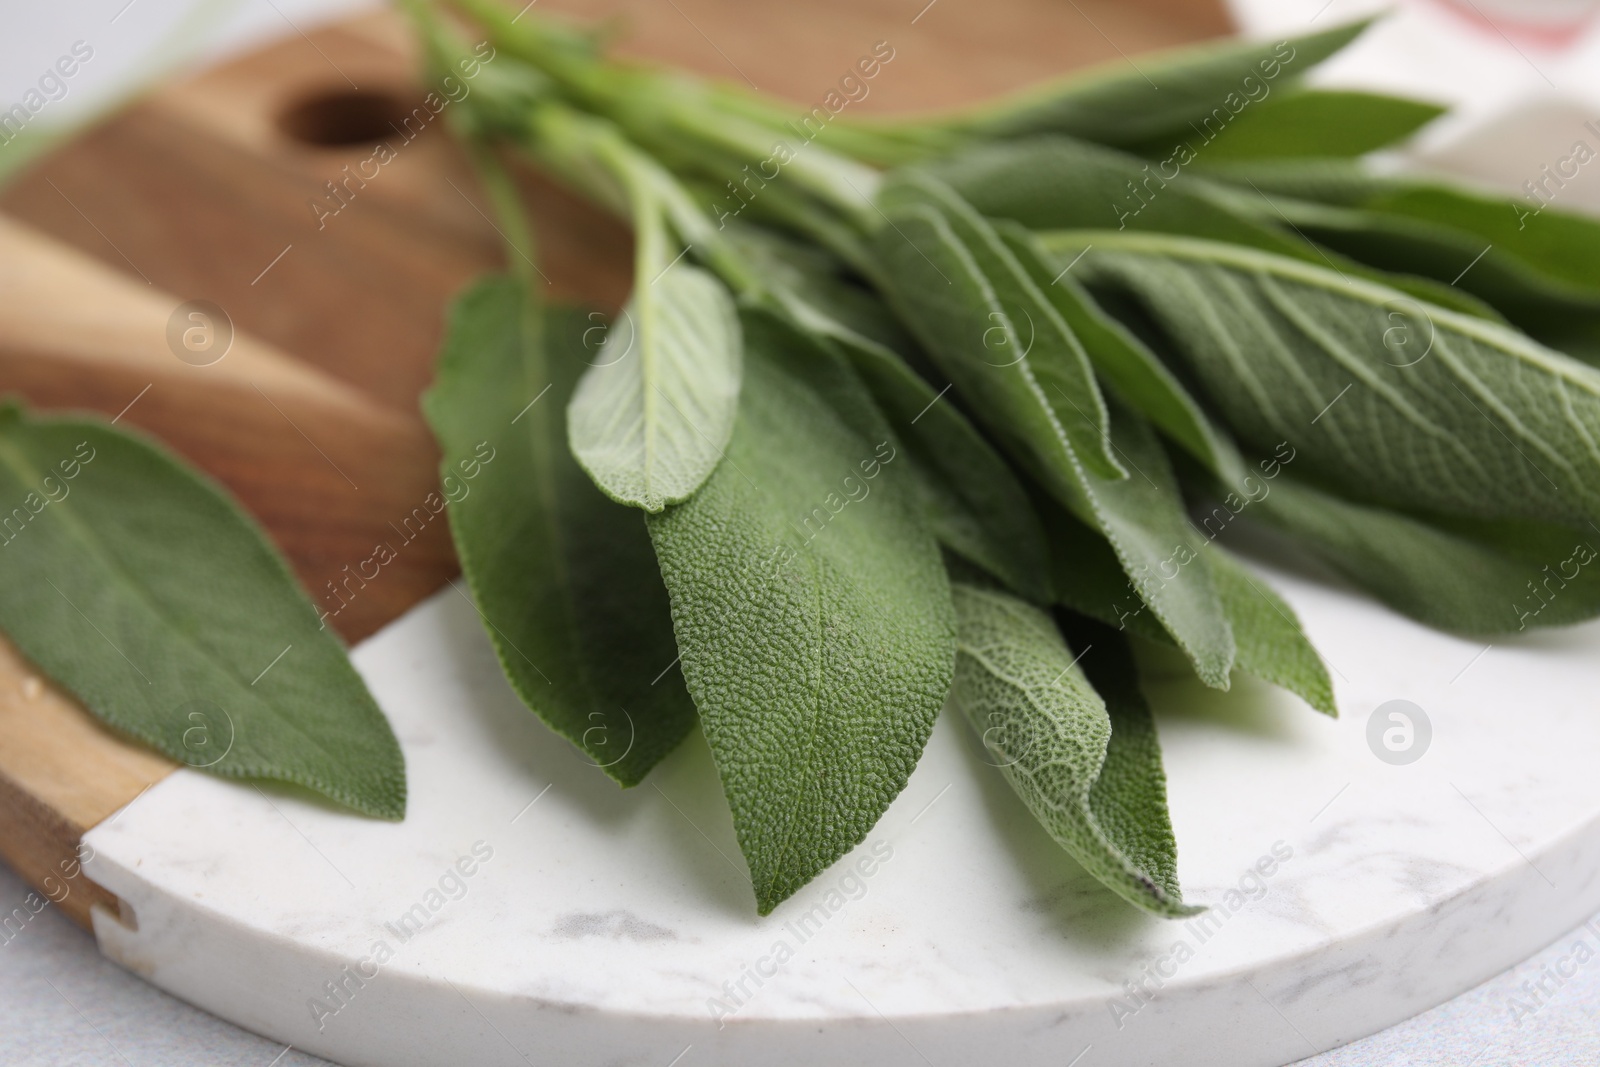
[409,1,1600,918]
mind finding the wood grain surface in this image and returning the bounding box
[0,0,1228,927]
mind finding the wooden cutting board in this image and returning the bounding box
[0,0,1230,929]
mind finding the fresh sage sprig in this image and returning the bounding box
[527,101,1053,599]
[409,2,1600,924]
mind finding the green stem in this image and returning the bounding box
[737,180,884,288]
[402,0,544,295]
[527,103,762,296]
[468,141,542,294]
[449,0,609,95]
[450,0,881,232]
[701,84,959,167]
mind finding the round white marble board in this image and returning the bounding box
[80,553,1600,1067]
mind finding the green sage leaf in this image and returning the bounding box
[930,136,1307,255]
[1067,231,1600,531]
[0,402,405,818]
[723,223,1053,599]
[1042,489,1335,716]
[1206,546,1336,715]
[951,584,1197,916]
[933,136,1500,320]
[1198,157,1379,205]
[1069,400,1236,688]
[566,261,742,512]
[877,170,1125,480]
[646,308,955,914]
[894,19,1373,150]
[423,279,697,786]
[990,400,1236,695]
[1130,88,1445,162]
[999,222,1242,481]
[874,197,1235,687]
[1204,161,1600,351]
[1254,472,1600,635]
[1209,160,1600,302]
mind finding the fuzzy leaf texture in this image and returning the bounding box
[877,170,1125,480]
[566,262,742,511]
[0,402,405,818]
[1063,231,1600,531]
[991,403,1239,694]
[873,188,1236,687]
[1207,547,1336,715]
[1205,160,1600,305]
[646,309,955,914]
[1254,473,1600,635]
[1202,160,1600,356]
[1041,491,1335,716]
[723,222,1053,600]
[951,584,1198,916]
[423,280,697,785]
[998,222,1243,482]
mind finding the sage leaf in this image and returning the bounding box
[895,19,1372,150]
[719,222,917,354]
[1026,395,1239,692]
[1206,547,1335,715]
[423,279,697,785]
[951,584,1197,917]
[1254,472,1600,635]
[0,402,405,818]
[1036,489,1172,645]
[999,222,1242,482]
[1198,157,1378,206]
[877,170,1125,480]
[993,399,1238,695]
[566,259,742,513]
[1205,161,1600,350]
[934,137,1500,320]
[1065,401,1235,689]
[852,346,1054,602]
[930,136,1308,257]
[1042,493,1334,715]
[724,224,1053,598]
[646,309,955,914]
[1069,231,1600,531]
[1130,88,1444,161]
[874,201,1235,687]
[1210,160,1600,303]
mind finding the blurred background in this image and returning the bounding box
[8,0,1600,202]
